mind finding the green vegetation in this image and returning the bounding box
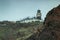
[0,21,43,40]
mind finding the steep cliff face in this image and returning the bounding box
[26,5,60,40]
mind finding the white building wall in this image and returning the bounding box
[20,19,42,23]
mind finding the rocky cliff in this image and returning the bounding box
[26,5,60,40]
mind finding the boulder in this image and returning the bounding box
[26,5,60,40]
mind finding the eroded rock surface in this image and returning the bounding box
[26,5,60,40]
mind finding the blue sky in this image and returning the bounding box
[0,0,60,21]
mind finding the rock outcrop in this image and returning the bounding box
[26,5,60,40]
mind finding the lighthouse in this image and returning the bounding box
[36,10,41,20]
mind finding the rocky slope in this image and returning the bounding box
[26,5,60,40]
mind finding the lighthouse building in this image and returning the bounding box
[19,10,42,23]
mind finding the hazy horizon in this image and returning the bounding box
[0,0,60,21]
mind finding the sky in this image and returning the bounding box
[0,0,60,21]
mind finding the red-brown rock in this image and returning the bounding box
[26,5,60,40]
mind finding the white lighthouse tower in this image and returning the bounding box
[36,10,41,20]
